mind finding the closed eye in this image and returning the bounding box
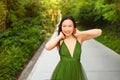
[69,25,72,27]
[62,25,66,27]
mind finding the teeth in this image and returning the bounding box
[66,33,69,34]
[65,32,70,33]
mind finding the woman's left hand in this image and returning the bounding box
[73,28,79,37]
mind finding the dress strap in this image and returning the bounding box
[59,39,64,45]
[72,34,82,45]
[72,34,77,40]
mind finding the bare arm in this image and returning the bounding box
[75,29,102,43]
[45,32,64,51]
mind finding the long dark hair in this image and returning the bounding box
[58,16,76,35]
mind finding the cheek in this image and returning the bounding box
[61,27,64,31]
[70,27,74,32]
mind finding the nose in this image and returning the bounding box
[64,26,70,31]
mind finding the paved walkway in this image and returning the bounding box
[21,30,120,80]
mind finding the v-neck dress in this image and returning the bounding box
[51,40,88,80]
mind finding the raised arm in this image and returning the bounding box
[45,32,64,51]
[75,28,102,43]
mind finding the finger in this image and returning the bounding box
[61,31,65,36]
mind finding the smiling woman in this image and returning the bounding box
[45,16,102,80]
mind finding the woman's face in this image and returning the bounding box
[61,19,75,37]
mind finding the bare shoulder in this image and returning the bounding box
[76,37,83,44]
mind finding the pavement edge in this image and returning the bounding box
[18,40,48,80]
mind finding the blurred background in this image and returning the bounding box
[0,0,120,80]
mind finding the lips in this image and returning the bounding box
[63,31,72,36]
[65,32,70,34]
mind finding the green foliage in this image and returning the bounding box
[59,0,102,27]
[7,12,18,26]
[94,0,104,21]
[102,4,118,23]
[0,2,6,20]
[77,2,96,27]
[0,0,57,79]
[0,1,7,30]
[59,0,120,26]
[0,18,47,79]
[94,0,120,24]
[24,0,41,17]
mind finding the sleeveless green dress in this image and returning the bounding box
[51,40,88,80]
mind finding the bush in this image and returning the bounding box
[0,18,48,80]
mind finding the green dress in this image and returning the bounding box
[51,40,88,80]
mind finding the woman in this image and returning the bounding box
[45,16,102,80]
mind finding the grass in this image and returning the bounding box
[95,27,120,55]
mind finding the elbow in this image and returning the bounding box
[45,45,51,51]
[99,29,102,36]
[95,29,102,37]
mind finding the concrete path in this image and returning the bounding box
[25,31,120,80]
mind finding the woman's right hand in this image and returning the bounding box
[59,32,65,40]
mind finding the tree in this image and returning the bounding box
[0,2,7,30]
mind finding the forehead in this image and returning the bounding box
[62,19,73,25]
